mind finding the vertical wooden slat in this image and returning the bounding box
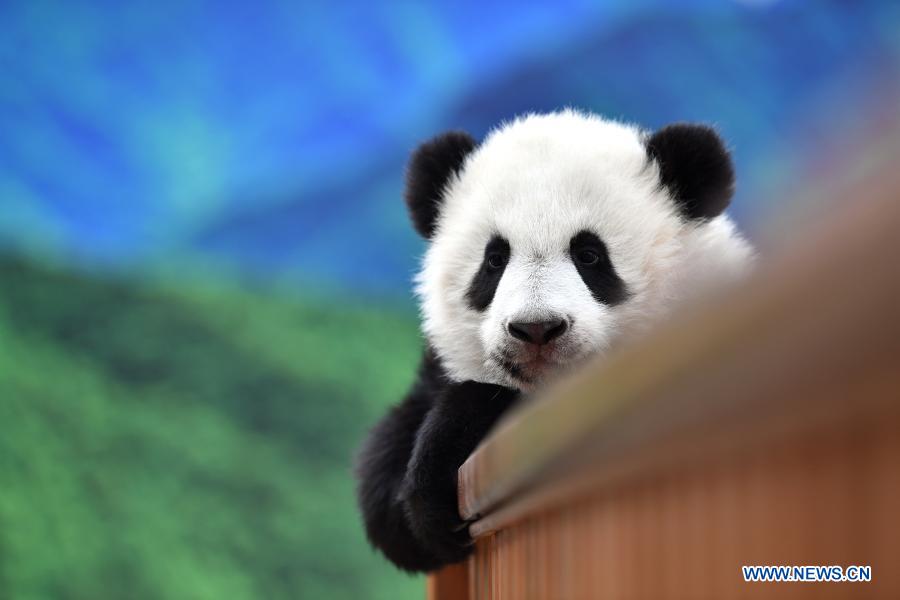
[427,561,469,600]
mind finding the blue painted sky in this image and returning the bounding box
[1,0,898,292]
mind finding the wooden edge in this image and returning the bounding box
[458,159,900,528]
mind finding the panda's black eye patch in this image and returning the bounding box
[569,231,628,306]
[466,235,510,311]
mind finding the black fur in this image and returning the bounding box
[646,123,735,221]
[465,235,511,311]
[355,349,519,572]
[404,131,478,238]
[569,230,628,305]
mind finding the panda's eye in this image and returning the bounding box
[576,250,600,266]
[487,253,507,269]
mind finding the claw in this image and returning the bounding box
[452,521,470,532]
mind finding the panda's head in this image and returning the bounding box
[407,110,749,390]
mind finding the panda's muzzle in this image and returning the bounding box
[496,315,575,386]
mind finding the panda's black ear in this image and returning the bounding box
[404,131,477,238]
[646,123,735,220]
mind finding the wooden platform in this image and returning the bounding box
[427,156,900,598]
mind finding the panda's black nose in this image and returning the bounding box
[507,319,568,345]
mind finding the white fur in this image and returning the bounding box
[415,109,753,390]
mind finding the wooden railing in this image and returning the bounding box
[427,160,900,598]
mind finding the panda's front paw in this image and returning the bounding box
[397,381,517,569]
[400,477,473,565]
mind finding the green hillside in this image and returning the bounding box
[0,257,423,600]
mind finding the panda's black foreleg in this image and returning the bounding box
[399,380,519,567]
[354,353,447,572]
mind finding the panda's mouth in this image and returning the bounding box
[493,352,558,385]
[497,357,536,384]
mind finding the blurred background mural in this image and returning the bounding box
[1,1,898,598]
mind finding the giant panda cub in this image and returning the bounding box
[355,109,753,572]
